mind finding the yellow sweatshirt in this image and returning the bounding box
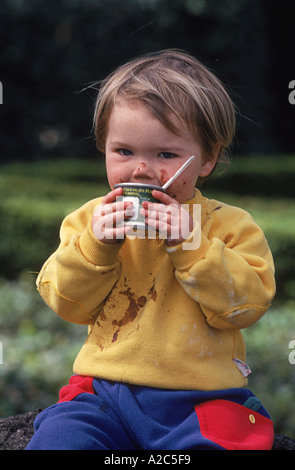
[37,189,276,391]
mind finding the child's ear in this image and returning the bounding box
[199,146,220,177]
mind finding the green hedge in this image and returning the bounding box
[0,275,85,416]
[1,156,294,302]
[0,158,109,278]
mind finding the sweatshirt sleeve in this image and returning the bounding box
[36,199,122,325]
[166,203,276,330]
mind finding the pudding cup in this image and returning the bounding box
[114,183,165,228]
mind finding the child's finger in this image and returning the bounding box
[93,200,132,218]
[101,186,123,205]
[151,190,178,206]
[141,202,179,223]
[101,204,133,227]
[92,202,133,240]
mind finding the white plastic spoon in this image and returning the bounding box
[162,155,195,190]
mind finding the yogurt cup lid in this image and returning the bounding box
[114,183,165,191]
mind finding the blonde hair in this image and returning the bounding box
[93,49,236,165]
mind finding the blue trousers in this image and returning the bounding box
[26,375,274,450]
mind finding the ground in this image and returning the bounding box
[0,410,40,450]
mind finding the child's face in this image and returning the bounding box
[105,99,217,204]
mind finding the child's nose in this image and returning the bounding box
[132,161,155,180]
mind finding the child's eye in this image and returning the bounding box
[118,148,133,156]
[159,152,177,159]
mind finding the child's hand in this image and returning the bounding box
[141,190,194,247]
[91,188,132,244]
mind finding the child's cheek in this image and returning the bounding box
[159,168,170,186]
[166,179,191,203]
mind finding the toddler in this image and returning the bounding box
[27,49,276,450]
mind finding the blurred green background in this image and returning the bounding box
[0,0,294,439]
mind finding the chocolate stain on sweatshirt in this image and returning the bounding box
[112,287,147,328]
[95,279,158,344]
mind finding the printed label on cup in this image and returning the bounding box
[114,183,165,228]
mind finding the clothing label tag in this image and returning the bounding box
[233,357,252,378]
